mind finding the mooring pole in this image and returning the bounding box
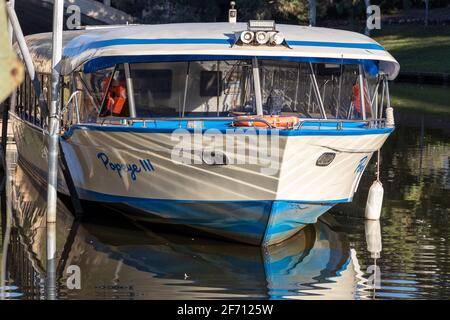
[1,1,15,156]
[46,0,64,300]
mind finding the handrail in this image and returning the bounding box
[96,116,387,130]
[294,118,386,130]
[99,116,277,128]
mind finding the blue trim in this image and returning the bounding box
[64,37,385,57]
[76,187,351,205]
[83,54,377,73]
[63,122,394,139]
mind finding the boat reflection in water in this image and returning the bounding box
[3,164,370,300]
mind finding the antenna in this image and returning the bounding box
[229,1,237,24]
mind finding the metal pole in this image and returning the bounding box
[308,63,327,119]
[293,64,300,112]
[182,62,190,117]
[252,58,263,116]
[124,63,136,118]
[46,0,64,300]
[379,78,385,119]
[216,61,220,116]
[358,65,366,120]
[0,148,13,300]
[6,3,49,119]
[7,0,14,44]
[2,1,15,165]
[336,61,344,117]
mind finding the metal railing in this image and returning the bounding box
[96,116,387,130]
[294,118,386,130]
[98,116,278,129]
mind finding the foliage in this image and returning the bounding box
[373,25,450,73]
[111,0,450,24]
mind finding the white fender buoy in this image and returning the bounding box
[386,107,395,127]
[365,180,384,220]
[365,220,382,259]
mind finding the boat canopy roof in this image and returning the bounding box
[20,22,400,80]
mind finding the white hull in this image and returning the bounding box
[11,114,392,245]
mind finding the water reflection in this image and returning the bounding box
[1,163,366,300]
[1,106,449,300]
[332,109,450,299]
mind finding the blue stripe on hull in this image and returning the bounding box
[78,189,337,246]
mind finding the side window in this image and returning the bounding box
[131,66,173,117]
[76,73,102,123]
[200,70,222,97]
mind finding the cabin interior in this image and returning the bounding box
[14,59,389,129]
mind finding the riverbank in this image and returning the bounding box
[372,24,450,74]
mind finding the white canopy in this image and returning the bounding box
[23,22,400,79]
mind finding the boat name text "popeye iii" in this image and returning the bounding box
[97,152,155,181]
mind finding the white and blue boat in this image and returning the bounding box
[11,21,399,245]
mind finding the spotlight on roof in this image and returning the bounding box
[255,31,270,45]
[270,32,285,45]
[240,31,254,44]
[233,20,290,48]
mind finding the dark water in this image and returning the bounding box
[0,109,449,300]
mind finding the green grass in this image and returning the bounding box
[372,25,450,73]
[390,83,450,116]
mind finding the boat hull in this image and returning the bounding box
[87,197,334,246]
[11,114,393,245]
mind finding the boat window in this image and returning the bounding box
[259,60,313,117]
[311,63,374,120]
[258,60,372,119]
[130,65,174,116]
[75,72,103,123]
[124,60,255,117]
[200,71,222,97]
[80,59,378,121]
[83,66,132,118]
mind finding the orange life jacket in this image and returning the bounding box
[106,82,127,115]
[352,83,371,114]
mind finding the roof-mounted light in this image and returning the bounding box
[255,31,270,45]
[240,31,254,44]
[233,20,290,48]
[248,20,276,32]
[270,32,285,45]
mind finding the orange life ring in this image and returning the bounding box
[233,115,299,128]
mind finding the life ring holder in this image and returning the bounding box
[232,115,299,129]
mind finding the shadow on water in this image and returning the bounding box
[0,106,449,300]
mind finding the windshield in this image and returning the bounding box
[82,59,377,121]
